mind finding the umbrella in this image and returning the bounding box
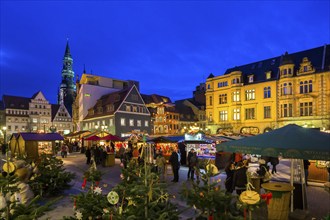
[84,135,101,141]
[216,124,330,161]
[102,134,122,141]
[216,124,330,212]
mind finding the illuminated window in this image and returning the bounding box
[126,105,131,112]
[245,89,255,101]
[120,118,126,126]
[129,119,134,126]
[137,120,141,127]
[266,71,271,79]
[109,118,113,126]
[233,91,240,102]
[219,110,228,121]
[145,120,149,127]
[233,108,240,120]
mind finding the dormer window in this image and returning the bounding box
[265,71,271,79]
[248,75,254,83]
[232,78,240,84]
[298,57,315,75]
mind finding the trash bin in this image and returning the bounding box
[104,153,115,167]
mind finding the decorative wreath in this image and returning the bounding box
[107,191,119,205]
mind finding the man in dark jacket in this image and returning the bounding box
[169,148,180,182]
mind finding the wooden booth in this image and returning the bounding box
[10,132,64,161]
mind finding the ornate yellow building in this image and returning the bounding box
[206,45,330,134]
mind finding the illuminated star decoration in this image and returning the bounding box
[75,211,83,220]
[94,186,102,194]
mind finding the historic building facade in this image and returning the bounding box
[58,41,76,116]
[82,85,151,137]
[206,45,330,134]
[142,94,179,135]
[1,91,73,137]
[72,73,139,131]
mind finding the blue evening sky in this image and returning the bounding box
[1,1,329,103]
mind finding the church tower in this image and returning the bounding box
[58,40,76,115]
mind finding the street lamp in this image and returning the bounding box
[2,126,7,144]
[2,126,7,155]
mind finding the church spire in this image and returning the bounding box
[58,40,76,116]
[64,39,71,58]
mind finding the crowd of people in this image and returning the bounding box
[224,154,279,195]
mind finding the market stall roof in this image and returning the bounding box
[19,133,64,141]
[148,136,177,143]
[216,124,330,161]
[65,130,91,138]
[166,136,185,142]
[101,134,122,141]
[84,135,101,141]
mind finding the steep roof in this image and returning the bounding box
[84,86,131,120]
[51,104,61,120]
[174,100,198,122]
[19,132,64,141]
[141,94,172,105]
[224,45,330,84]
[2,95,30,110]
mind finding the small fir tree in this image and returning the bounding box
[28,153,75,197]
[181,163,239,220]
[113,153,179,220]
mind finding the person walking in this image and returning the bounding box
[303,160,310,186]
[61,144,68,158]
[85,147,91,164]
[187,149,198,180]
[225,161,235,194]
[187,148,194,179]
[155,150,166,182]
[270,156,279,174]
[169,148,180,182]
[232,161,248,195]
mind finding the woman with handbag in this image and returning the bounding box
[257,159,271,185]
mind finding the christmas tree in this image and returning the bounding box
[28,153,75,197]
[0,161,60,219]
[113,158,179,220]
[181,162,239,220]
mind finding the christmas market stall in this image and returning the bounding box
[217,124,330,217]
[183,132,223,165]
[148,136,180,161]
[100,134,123,167]
[9,132,64,161]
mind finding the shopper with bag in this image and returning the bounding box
[257,159,271,185]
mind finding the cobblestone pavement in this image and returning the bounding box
[2,152,329,219]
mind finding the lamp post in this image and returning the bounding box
[2,126,7,155]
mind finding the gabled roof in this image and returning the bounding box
[224,45,330,84]
[2,95,30,110]
[51,104,61,120]
[84,86,131,120]
[141,94,172,104]
[174,100,198,122]
[18,132,64,141]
